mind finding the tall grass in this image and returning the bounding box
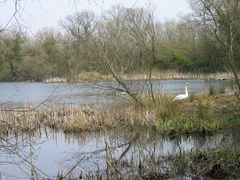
[0,91,239,135]
[44,71,235,82]
[154,92,239,135]
[170,148,240,179]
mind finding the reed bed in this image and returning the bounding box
[122,71,235,80]
[0,89,239,135]
[0,103,155,134]
[166,148,240,179]
[43,71,235,82]
[43,77,68,83]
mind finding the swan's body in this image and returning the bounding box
[172,83,189,101]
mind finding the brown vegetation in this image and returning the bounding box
[43,71,235,83]
[0,92,239,135]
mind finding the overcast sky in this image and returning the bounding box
[0,0,191,33]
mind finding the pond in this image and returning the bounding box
[0,128,239,179]
[0,79,232,107]
[0,79,237,179]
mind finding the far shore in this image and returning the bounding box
[43,71,235,83]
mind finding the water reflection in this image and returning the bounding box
[0,129,239,179]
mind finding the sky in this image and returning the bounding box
[0,0,192,33]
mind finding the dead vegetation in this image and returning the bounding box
[0,91,239,136]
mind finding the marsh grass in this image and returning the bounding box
[0,103,155,134]
[44,71,235,82]
[208,85,229,96]
[0,91,239,135]
[154,92,239,135]
[105,71,234,81]
[170,148,240,179]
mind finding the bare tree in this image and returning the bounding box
[0,0,22,32]
[91,9,144,106]
[61,11,96,77]
[190,0,240,96]
[122,7,162,105]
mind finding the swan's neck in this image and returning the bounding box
[185,86,188,96]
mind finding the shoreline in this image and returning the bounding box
[44,71,234,83]
[0,71,234,83]
[0,92,238,135]
[0,92,239,179]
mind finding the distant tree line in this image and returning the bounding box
[0,0,240,81]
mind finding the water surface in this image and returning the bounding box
[0,79,236,179]
[0,80,232,106]
[0,129,239,179]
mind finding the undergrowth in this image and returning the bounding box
[0,92,239,135]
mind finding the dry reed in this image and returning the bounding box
[43,71,235,82]
[0,91,239,135]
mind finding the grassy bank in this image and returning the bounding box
[0,91,239,135]
[153,93,240,135]
[164,148,240,179]
[54,92,240,135]
[43,71,235,82]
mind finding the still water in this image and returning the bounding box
[0,79,235,179]
[0,129,239,179]
[0,79,232,106]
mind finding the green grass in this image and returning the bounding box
[0,92,239,135]
[169,148,240,178]
[153,93,240,135]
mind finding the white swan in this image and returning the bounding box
[172,83,190,101]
